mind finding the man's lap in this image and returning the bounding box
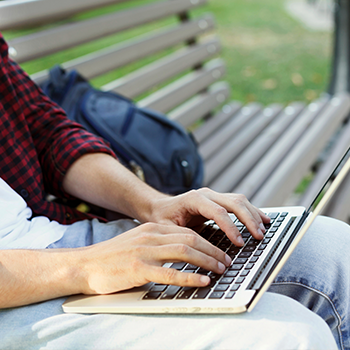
[0,292,336,350]
[0,216,345,349]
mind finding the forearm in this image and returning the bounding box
[62,152,168,223]
[0,249,85,308]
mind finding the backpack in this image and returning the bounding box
[40,66,203,195]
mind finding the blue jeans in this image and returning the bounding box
[0,216,348,350]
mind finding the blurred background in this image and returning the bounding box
[2,0,333,106]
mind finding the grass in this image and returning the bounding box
[2,0,333,106]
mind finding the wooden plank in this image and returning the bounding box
[210,103,303,193]
[31,15,215,84]
[192,101,243,144]
[168,82,230,128]
[250,93,350,207]
[137,58,226,113]
[203,103,271,185]
[298,119,350,208]
[234,97,329,200]
[104,38,221,98]
[0,0,126,31]
[199,103,262,162]
[8,0,208,63]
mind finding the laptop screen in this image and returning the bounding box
[308,146,350,213]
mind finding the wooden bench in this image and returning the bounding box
[1,0,350,222]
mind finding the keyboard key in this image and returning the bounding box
[250,257,259,263]
[185,264,198,270]
[265,232,275,238]
[193,288,211,299]
[238,252,252,258]
[277,217,285,222]
[170,262,187,270]
[225,291,236,299]
[269,227,278,233]
[280,212,288,217]
[273,222,281,227]
[254,250,263,256]
[236,277,245,284]
[230,284,241,292]
[243,246,256,252]
[197,268,210,275]
[268,212,279,219]
[234,257,248,264]
[219,277,234,284]
[160,286,182,299]
[177,287,197,299]
[143,292,162,300]
[262,238,271,244]
[240,270,250,277]
[209,292,224,299]
[227,248,240,257]
[229,264,243,270]
[245,263,254,269]
[150,285,167,292]
[214,284,229,292]
[224,270,239,277]
[258,244,267,250]
[247,239,260,246]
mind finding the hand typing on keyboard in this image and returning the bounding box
[145,188,271,247]
[77,222,232,295]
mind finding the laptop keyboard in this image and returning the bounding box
[143,212,288,301]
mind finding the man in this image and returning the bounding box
[0,32,348,349]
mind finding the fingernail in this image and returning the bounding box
[259,223,266,233]
[237,236,244,246]
[200,275,210,285]
[257,228,264,239]
[225,254,232,266]
[218,262,226,272]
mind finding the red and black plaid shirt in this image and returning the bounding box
[0,33,116,224]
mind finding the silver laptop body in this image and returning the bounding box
[63,147,350,314]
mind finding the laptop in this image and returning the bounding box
[63,146,350,314]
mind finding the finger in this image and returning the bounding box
[149,265,210,287]
[197,190,267,240]
[184,193,244,246]
[151,232,231,267]
[151,243,228,275]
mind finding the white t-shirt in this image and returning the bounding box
[0,178,67,249]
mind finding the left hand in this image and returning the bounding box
[147,188,270,247]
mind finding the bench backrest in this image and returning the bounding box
[0,0,229,128]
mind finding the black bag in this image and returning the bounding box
[41,66,204,194]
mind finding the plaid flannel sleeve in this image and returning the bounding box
[6,56,117,198]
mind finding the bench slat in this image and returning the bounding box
[8,0,208,63]
[138,58,226,113]
[234,97,329,200]
[199,103,261,162]
[250,93,350,207]
[103,38,221,98]
[31,16,215,84]
[192,102,243,144]
[204,104,283,187]
[168,82,230,127]
[0,0,127,30]
[210,103,305,193]
[203,103,270,184]
[298,119,350,207]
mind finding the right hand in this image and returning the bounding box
[77,223,232,295]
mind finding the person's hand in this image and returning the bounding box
[147,188,270,247]
[77,222,232,295]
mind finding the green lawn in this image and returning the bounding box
[3,0,333,106]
